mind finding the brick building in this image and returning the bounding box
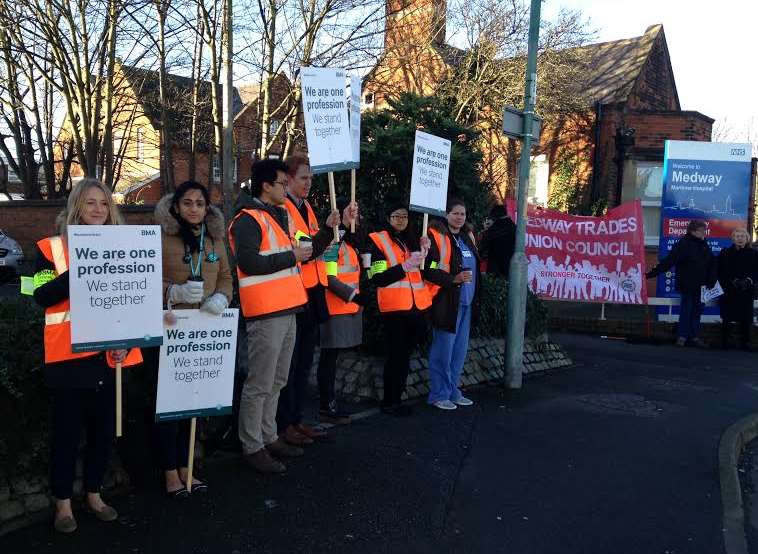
[56,64,295,205]
[364,0,715,248]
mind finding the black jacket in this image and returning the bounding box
[717,244,758,322]
[424,223,481,332]
[480,217,515,277]
[647,233,716,293]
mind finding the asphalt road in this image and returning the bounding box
[2,333,758,554]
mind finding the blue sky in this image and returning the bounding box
[543,0,757,145]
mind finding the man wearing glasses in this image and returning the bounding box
[229,159,323,473]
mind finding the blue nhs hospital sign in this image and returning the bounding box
[657,140,752,317]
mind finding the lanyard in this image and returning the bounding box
[185,223,205,279]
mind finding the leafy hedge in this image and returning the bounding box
[0,297,49,479]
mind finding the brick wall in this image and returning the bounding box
[0,202,154,266]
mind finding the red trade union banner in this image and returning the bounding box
[507,200,648,304]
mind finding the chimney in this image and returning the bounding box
[385,0,447,50]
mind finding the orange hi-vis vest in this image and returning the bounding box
[427,228,452,299]
[284,198,328,289]
[325,242,361,316]
[229,208,307,318]
[37,236,143,367]
[368,231,432,313]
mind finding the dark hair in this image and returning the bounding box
[172,181,210,211]
[251,159,289,196]
[447,197,466,213]
[488,204,507,219]
[284,154,310,177]
[687,219,707,233]
[171,181,211,253]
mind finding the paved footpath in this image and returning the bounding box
[3,333,758,554]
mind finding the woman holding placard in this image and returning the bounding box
[32,178,142,533]
[424,198,481,410]
[153,180,233,497]
[367,198,432,416]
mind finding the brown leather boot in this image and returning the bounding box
[266,438,305,459]
[283,424,313,445]
[244,449,286,474]
[296,423,328,440]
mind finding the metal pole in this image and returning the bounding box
[504,0,541,389]
[222,0,235,220]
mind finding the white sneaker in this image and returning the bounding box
[433,400,458,410]
[454,396,474,406]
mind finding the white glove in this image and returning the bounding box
[169,280,204,305]
[401,251,423,272]
[200,293,229,316]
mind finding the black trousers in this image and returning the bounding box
[317,347,340,409]
[277,309,319,429]
[722,319,752,347]
[50,383,115,500]
[155,420,192,471]
[381,311,427,407]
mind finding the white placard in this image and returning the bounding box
[701,281,724,304]
[409,130,452,216]
[156,309,239,421]
[347,75,361,167]
[68,225,163,351]
[300,67,353,174]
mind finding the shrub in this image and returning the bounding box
[0,297,49,479]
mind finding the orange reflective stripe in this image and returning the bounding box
[285,199,328,288]
[49,236,68,274]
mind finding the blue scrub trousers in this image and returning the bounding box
[427,304,472,404]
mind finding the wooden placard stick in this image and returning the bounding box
[350,168,357,233]
[328,172,339,242]
[116,362,123,437]
[420,213,429,270]
[186,417,197,493]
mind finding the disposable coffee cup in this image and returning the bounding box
[361,253,372,268]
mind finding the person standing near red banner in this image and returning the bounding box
[646,219,717,347]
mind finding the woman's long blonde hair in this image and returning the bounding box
[57,178,124,235]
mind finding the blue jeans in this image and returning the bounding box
[427,304,472,403]
[678,291,704,340]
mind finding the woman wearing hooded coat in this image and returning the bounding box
[717,227,758,350]
[153,181,233,497]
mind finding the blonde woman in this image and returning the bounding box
[718,227,758,350]
[32,179,142,533]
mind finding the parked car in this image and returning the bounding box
[0,229,24,280]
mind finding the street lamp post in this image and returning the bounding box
[222,0,235,220]
[504,0,542,389]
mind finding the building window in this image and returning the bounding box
[212,157,238,183]
[528,154,550,207]
[269,119,281,137]
[364,93,374,105]
[621,159,663,246]
[136,127,145,163]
